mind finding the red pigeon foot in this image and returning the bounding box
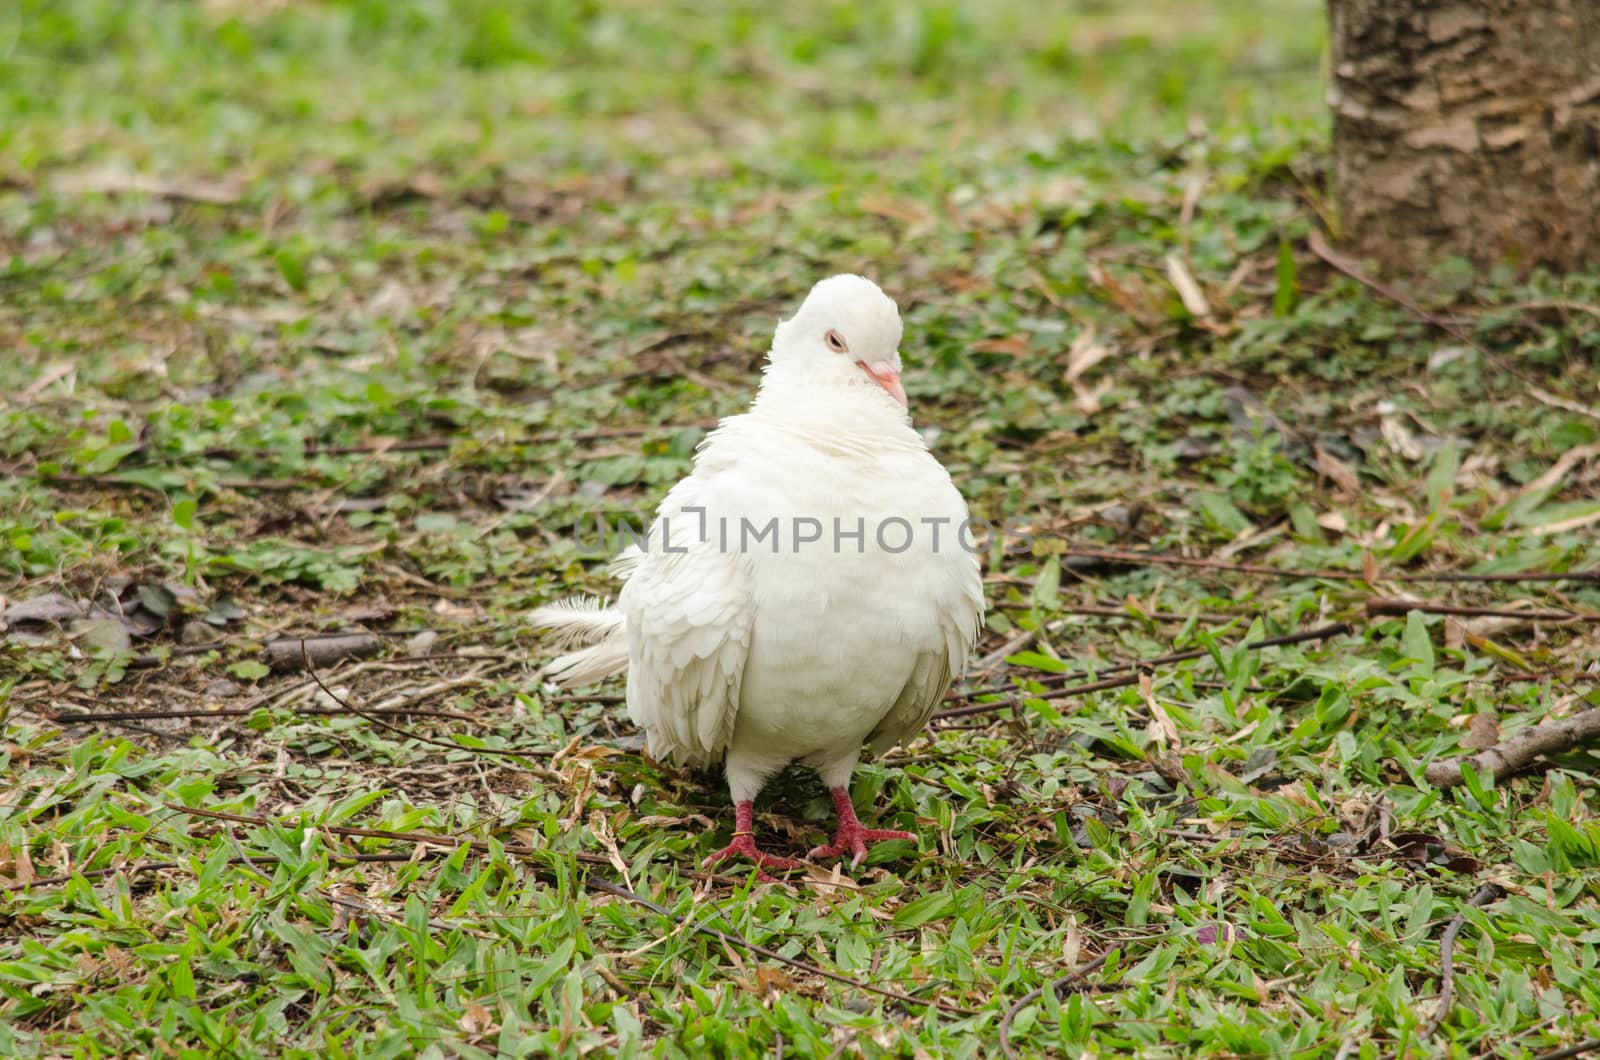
[808,786,917,867]
[701,800,803,875]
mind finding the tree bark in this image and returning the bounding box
[1328,0,1600,273]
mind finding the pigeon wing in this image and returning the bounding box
[868,551,984,752]
[618,482,755,768]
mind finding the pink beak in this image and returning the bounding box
[858,360,907,407]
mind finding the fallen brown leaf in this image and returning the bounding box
[1461,713,1501,750]
[1315,443,1362,494]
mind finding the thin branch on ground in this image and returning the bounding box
[2,850,426,891]
[953,612,1275,699]
[1500,299,1600,323]
[299,643,557,759]
[1533,1038,1600,1060]
[1307,230,1600,423]
[972,627,1043,675]
[268,633,385,671]
[45,703,481,724]
[323,889,500,941]
[997,952,1110,1059]
[1366,598,1600,623]
[196,422,716,461]
[993,602,1240,623]
[163,803,615,866]
[1420,883,1503,1040]
[1054,544,1598,584]
[1498,670,1600,685]
[932,623,1352,720]
[1425,709,1600,788]
[545,691,627,705]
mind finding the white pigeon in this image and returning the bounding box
[533,274,984,872]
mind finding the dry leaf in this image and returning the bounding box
[0,842,35,886]
[22,363,75,399]
[431,598,479,622]
[633,813,716,830]
[568,744,626,761]
[1514,443,1600,498]
[1140,672,1181,748]
[1061,914,1082,968]
[1064,325,1114,382]
[1164,253,1212,318]
[972,335,1030,356]
[1526,506,1600,536]
[1361,551,1380,584]
[1314,443,1362,494]
[1379,414,1426,461]
[752,967,797,997]
[1462,713,1501,750]
[1073,377,1113,415]
[858,195,931,227]
[1087,262,1161,325]
[458,1002,496,1036]
[52,165,243,205]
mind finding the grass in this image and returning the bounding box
[3,0,1600,1056]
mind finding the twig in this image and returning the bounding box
[298,438,452,457]
[225,826,273,883]
[268,633,384,671]
[1054,545,1598,584]
[1500,299,1600,324]
[299,643,557,758]
[545,691,626,705]
[2,851,425,891]
[932,623,1353,720]
[1365,598,1600,623]
[1497,670,1600,685]
[973,628,1043,675]
[1425,709,1600,788]
[199,423,714,461]
[324,890,499,941]
[1307,229,1600,423]
[947,624,1350,704]
[164,803,608,863]
[1534,1038,1600,1060]
[997,952,1110,1059]
[39,472,169,497]
[1421,884,1503,1040]
[46,704,481,724]
[1054,604,1236,623]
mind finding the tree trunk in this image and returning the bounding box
[1328,0,1600,273]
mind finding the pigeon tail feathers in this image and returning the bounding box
[530,597,631,687]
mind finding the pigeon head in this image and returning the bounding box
[770,274,907,407]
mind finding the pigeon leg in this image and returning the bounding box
[809,786,917,867]
[701,800,803,874]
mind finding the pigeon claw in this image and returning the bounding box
[701,833,803,879]
[809,825,918,868]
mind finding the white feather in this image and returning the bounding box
[527,596,624,649]
[544,638,630,687]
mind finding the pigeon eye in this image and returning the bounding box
[825,329,849,353]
